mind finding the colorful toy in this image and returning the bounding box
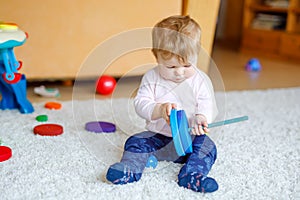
[0,22,34,113]
[170,109,249,156]
[34,85,60,97]
[0,23,18,31]
[245,58,261,72]
[146,155,158,169]
[0,146,12,162]
[36,114,48,122]
[85,121,116,133]
[33,124,63,136]
[44,102,62,110]
[170,109,193,156]
[95,75,116,95]
[0,138,12,162]
[198,115,249,129]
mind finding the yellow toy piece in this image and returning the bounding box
[0,22,18,31]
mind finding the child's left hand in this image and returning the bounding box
[190,114,209,135]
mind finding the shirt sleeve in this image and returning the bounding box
[134,70,157,122]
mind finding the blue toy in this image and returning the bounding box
[0,22,34,113]
[170,109,248,156]
[245,58,261,72]
[170,109,193,156]
[146,155,158,169]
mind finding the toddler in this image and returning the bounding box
[106,15,218,193]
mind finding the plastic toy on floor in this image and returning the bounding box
[0,22,33,113]
[95,75,116,95]
[245,58,261,72]
[85,121,116,133]
[33,124,64,136]
[33,85,60,97]
[44,102,62,110]
[0,138,12,162]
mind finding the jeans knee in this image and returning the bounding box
[124,136,142,152]
[124,132,155,153]
[193,135,217,160]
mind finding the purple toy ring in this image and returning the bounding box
[85,121,116,133]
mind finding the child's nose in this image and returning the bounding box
[175,67,184,75]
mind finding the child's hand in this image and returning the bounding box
[160,103,176,124]
[191,114,209,135]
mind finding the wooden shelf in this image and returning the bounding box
[249,4,288,13]
[250,28,285,33]
[241,0,300,60]
[291,7,300,13]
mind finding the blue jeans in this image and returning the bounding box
[111,131,217,180]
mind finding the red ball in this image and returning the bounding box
[95,75,116,95]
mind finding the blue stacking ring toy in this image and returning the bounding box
[170,109,249,156]
[170,109,193,156]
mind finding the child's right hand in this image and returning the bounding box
[190,114,209,135]
[160,103,177,125]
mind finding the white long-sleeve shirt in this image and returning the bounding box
[134,66,218,137]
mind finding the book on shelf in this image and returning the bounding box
[264,0,289,8]
[251,13,286,30]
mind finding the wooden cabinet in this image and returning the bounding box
[1,0,181,80]
[0,0,220,80]
[241,0,300,60]
[242,29,281,53]
[280,33,300,57]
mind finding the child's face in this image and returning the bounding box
[157,54,196,83]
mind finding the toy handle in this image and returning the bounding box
[188,116,249,131]
[208,116,249,128]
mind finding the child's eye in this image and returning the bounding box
[166,66,176,69]
[184,65,191,68]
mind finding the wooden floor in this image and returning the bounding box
[25,42,300,103]
[212,43,300,91]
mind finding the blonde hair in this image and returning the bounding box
[152,15,201,64]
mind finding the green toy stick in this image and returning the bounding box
[207,116,249,128]
[189,116,249,131]
[172,112,249,156]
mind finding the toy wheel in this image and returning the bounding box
[2,72,22,84]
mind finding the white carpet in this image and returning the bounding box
[0,87,300,200]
